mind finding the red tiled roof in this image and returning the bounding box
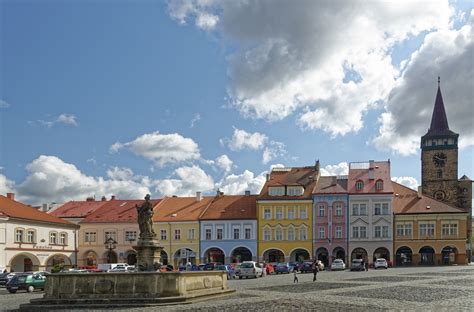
[0,195,77,226]
[348,161,393,194]
[50,200,108,218]
[312,176,348,194]
[199,195,257,220]
[259,166,319,200]
[81,199,162,223]
[392,182,465,214]
[153,196,213,222]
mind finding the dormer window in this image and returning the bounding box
[287,186,304,196]
[269,187,285,196]
[375,179,384,191]
[355,180,364,191]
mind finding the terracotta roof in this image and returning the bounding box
[153,196,213,222]
[312,176,348,194]
[0,195,77,226]
[50,200,108,218]
[392,182,465,214]
[424,85,456,137]
[258,166,319,200]
[81,199,161,223]
[199,195,257,220]
[348,161,393,194]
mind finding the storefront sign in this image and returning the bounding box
[33,245,53,250]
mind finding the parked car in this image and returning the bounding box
[203,262,219,271]
[298,261,313,273]
[289,262,300,272]
[215,264,236,280]
[275,263,293,274]
[374,258,388,269]
[0,272,13,286]
[350,259,365,271]
[6,273,46,293]
[330,259,346,271]
[263,263,274,275]
[234,263,242,277]
[239,261,263,279]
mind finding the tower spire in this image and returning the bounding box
[427,76,450,135]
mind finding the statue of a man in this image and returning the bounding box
[136,194,155,238]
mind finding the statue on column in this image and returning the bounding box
[136,194,155,239]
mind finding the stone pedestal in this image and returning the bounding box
[133,237,163,272]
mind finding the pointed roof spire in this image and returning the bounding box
[426,76,455,136]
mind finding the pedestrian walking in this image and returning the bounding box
[293,268,298,283]
[312,259,318,282]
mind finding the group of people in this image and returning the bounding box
[293,259,320,283]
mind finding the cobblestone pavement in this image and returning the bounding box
[3,265,473,311]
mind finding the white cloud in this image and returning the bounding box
[262,141,287,164]
[190,113,201,128]
[0,100,10,109]
[16,155,150,205]
[320,162,349,176]
[56,114,78,126]
[214,154,233,172]
[154,165,215,197]
[226,127,268,151]
[168,1,453,137]
[217,170,266,195]
[373,12,474,154]
[107,167,134,181]
[392,176,419,190]
[110,131,201,167]
[0,173,15,195]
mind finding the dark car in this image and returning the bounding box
[274,263,293,274]
[6,273,46,293]
[350,259,365,271]
[203,262,219,271]
[298,261,314,273]
[289,262,300,272]
[215,264,236,280]
[0,273,10,286]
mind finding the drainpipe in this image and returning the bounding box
[74,227,78,268]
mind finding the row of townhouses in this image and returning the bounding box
[0,84,472,272]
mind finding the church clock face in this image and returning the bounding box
[432,152,447,167]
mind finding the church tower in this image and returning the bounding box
[421,78,459,204]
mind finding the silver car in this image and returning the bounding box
[238,261,263,279]
[330,259,345,271]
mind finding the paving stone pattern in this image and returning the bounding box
[254,281,368,293]
[346,276,433,282]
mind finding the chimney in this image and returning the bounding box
[42,203,48,212]
[245,190,250,196]
[331,176,337,186]
[101,196,107,201]
[111,195,116,200]
[6,193,15,201]
[369,160,375,168]
[266,173,270,181]
[196,191,202,202]
[417,186,423,199]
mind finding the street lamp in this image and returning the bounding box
[104,237,117,263]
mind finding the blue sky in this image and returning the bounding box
[0,0,473,205]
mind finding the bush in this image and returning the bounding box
[51,263,65,273]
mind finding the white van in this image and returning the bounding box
[238,261,263,279]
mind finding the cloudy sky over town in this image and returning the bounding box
[1,0,473,206]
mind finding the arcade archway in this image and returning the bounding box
[290,248,310,263]
[9,253,40,272]
[351,247,368,261]
[395,246,412,266]
[203,248,224,264]
[262,249,285,263]
[316,247,329,267]
[231,247,252,263]
[419,246,435,265]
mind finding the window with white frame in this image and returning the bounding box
[396,224,412,236]
[268,187,285,196]
[160,229,167,241]
[245,227,251,239]
[352,204,359,216]
[335,226,342,239]
[275,228,283,240]
[15,229,24,243]
[382,226,389,238]
[299,227,307,240]
[319,227,325,239]
[359,204,367,215]
[263,228,271,241]
[287,186,304,196]
[205,228,212,240]
[442,223,458,236]
[125,231,137,242]
[360,226,367,238]
[174,229,181,240]
[233,228,240,240]
[85,232,96,242]
[288,207,295,219]
[382,203,389,215]
[188,228,195,240]
[59,232,67,245]
[287,227,295,240]
[352,226,359,238]
[299,207,307,219]
[26,230,35,243]
[105,231,116,240]
[264,208,271,220]
[49,232,57,245]
[335,203,342,216]
[419,223,435,237]
[374,226,381,238]
[356,180,364,191]
[374,203,382,215]
[318,204,325,217]
[375,179,384,191]
[216,228,223,240]
[275,207,283,220]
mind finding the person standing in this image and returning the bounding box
[293,268,299,283]
[312,259,318,282]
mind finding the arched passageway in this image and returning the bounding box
[290,248,310,263]
[419,246,435,265]
[262,249,285,263]
[316,247,329,267]
[395,246,412,266]
[231,247,252,263]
